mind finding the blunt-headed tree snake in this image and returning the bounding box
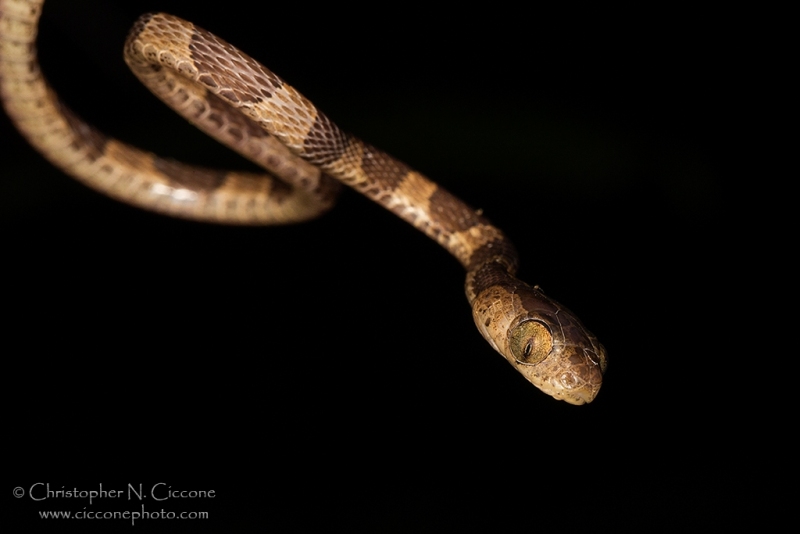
[0,0,607,403]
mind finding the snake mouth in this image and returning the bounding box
[548,386,598,405]
[563,386,601,405]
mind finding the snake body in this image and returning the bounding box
[0,0,607,403]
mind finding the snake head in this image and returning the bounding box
[472,283,607,404]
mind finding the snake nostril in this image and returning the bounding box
[559,371,579,389]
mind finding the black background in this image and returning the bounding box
[4,1,752,532]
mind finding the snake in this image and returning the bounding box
[0,0,607,404]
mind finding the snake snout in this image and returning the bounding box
[554,356,604,405]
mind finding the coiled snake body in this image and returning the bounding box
[0,0,607,403]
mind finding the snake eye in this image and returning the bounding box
[509,320,553,365]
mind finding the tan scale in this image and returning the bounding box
[0,0,607,404]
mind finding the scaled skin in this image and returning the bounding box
[0,0,606,402]
[471,272,607,405]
